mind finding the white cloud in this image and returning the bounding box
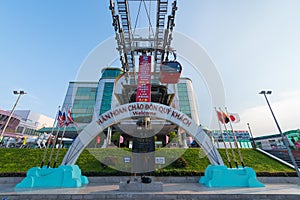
[233,91,300,137]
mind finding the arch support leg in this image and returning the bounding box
[199,165,264,188]
[16,165,88,189]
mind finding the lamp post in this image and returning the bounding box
[0,90,27,139]
[247,123,256,149]
[259,90,300,180]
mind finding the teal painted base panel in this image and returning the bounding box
[15,165,88,189]
[200,165,264,188]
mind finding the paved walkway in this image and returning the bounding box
[1,177,300,199]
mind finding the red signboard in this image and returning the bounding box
[136,55,152,102]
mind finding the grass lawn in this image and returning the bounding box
[0,148,295,176]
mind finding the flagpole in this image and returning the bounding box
[224,107,245,167]
[247,123,256,149]
[40,106,60,168]
[219,107,238,168]
[53,124,67,168]
[47,108,65,168]
[47,126,61,167]
[215,107,232,168]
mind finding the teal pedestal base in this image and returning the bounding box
[200,165,264,187]
[16,165,88,189]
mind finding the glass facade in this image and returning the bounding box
[72,87,97,123]
[100,83,114,114]
[177,83,192,118]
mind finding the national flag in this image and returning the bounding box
[58,110,66,127]
[216,110,229,124]
[119,135,124,143]
[228,113,240,123]
[66,109,77,126]
[222,112,230,123]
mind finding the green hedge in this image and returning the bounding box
[0,148,296,177]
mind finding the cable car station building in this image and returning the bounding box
[61,67,200,148]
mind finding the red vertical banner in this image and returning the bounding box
[136,55,152,102]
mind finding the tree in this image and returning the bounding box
[111,132,121,145]
[169,131,178,143]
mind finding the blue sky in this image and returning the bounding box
[1,0,300,137]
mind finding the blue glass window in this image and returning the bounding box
[73,87,97,123]
[100,83,114,114]
[177,83,192,118]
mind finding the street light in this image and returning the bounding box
[0,90,27,139]
[259,90,300,180]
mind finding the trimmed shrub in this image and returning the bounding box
[172,157,188,169]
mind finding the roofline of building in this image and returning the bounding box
[180,77,193,82]
[101,67,123,73]
[254,129,300,140]
[0,110,22,120]
[69,81,98,84]
[37,126,81,133]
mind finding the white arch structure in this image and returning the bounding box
[61,102,224,166]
